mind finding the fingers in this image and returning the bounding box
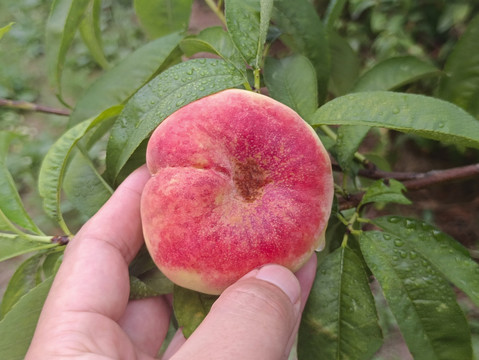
[119,297,171,357]
[285,255,317,352]
[74,165,151,263]
[32,166,151,329]
[170,257,317,360]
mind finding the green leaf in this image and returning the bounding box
[333,124,370,173]
[0,253,45,319]
[351,56,439,93]
[0,132,42,234]
[129,276,159,300]
[0,22,14,40]
[225,0,272,68]
[173,285,218,338]
[63,150,113,218]
[105,58,245,183]
[45,0,90,102]
[0,277,53,360]
[134,0,193,39]
[130,267,173,300]
[335,56,438,172]
[438,15,479,118]
[69,32,184,126]
[372,216,479,307]
[298,248,383,360]
[360,231,472,360]
[38,106,123,233]
[359,179,411,208]
[272,0,330,103]
[129,245,157,277]
[263,54,318,120]
[257,0,274,68]
[42,249,63,279]
[312,91,479,149]
[79,0,109,70]
[139,269,174,294]
[328,31,360,97]
[324,0,348,31]
[180,26,245,71]
[0,233,55,263]
[129,271,173,300]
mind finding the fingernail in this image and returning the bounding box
[254,265,301,304]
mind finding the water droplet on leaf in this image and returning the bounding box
[405,219,416,229]
[394,239,404,247]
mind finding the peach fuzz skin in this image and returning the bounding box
[140,89,333,295]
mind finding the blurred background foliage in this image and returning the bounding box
[0,0,147,233]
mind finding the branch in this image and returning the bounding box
[335,162,479,210]
[0,98,70,116]
[401,163,479,190]
[333,162,479,186]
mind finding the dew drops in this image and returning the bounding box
[176,99,185,107]
[438,122,445,128]
[399,250,408,259]
[432,229,442,240]
[405,219,416,230]
[392,255,399,261]
[394,239,404,247]
[388,216,401,223]
[186,68,194,75]
[383,234,392,240]
[392,108,400,114]
[420,222,430,231]
[409,251,417,259]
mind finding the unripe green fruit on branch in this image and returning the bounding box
[141,89,334,295]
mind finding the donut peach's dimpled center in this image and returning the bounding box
[233,158,269,202]
[140,89,334,295]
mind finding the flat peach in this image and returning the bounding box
[141,89,333,294]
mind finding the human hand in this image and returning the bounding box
[26,166,317,360]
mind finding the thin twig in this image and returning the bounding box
[333,161,479,186]
[0,98,70,116]
[401,163,479,190]
[335,162,479,210]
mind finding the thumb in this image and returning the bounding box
[170,257,317,360]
